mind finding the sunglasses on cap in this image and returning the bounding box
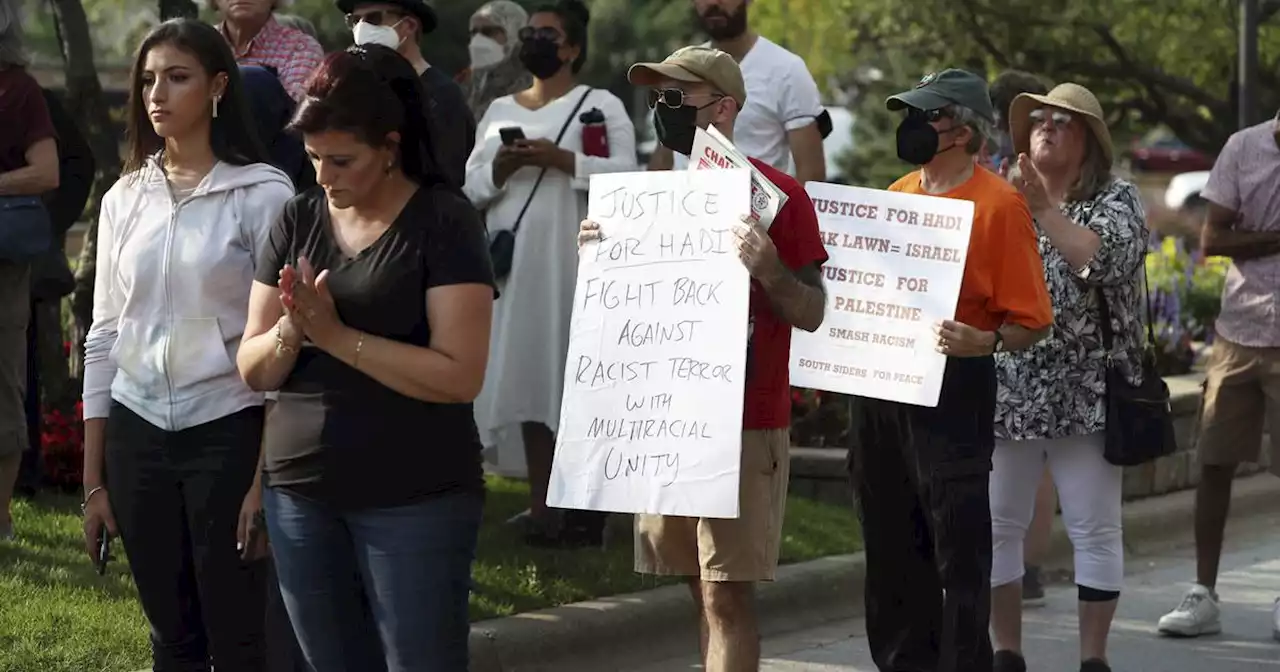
[517,26,562,42]
[344,9,404,28]
[646,88,725,110]
[1030,108,1074,127]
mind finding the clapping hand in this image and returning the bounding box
[282,256,343,350]
[1011,153,1052,215]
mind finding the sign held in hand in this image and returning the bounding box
[549,168,753,519]
[689,126,788,230]
[789,182,975,407]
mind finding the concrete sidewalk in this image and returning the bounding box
[630,493,1280,671]
[127,475,1279,671]
[467,474,1280,672]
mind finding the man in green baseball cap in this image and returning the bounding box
[846,68,1053,672]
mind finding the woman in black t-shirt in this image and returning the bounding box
[236,45,496,671]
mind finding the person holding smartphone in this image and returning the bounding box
[463,0,635,547]
[79,19,293,671]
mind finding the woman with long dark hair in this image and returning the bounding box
[237,44,495,670]
[80,18,294,671]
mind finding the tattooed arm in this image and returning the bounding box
[734,218,826,332]
[759,261,826,332]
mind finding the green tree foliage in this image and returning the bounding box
[748,0,859,93]
[846,0,1280,152]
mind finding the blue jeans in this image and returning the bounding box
[263,487,482,672]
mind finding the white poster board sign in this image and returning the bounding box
[689,126,788,230]
[789,182,975,407]
[547,168,753,519]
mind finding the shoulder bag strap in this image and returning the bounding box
[510,87,594,235]
[1094,252,1157,356]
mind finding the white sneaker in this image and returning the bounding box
[1158,584,1222,637]
[1271,597,1280,642]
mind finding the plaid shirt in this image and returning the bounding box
[220,16,323,102]
[1202,119,1280,348]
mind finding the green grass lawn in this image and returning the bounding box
[0,476,861,672]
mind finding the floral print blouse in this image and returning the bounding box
[994,177,1150,441]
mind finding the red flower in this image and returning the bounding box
[40,401,85,488]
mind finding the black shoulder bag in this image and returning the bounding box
[1094,262,1178,466]
[488,87,592,281]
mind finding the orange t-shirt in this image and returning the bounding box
[888,167,1053,333]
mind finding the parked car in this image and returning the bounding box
[1129,135,1216,173]
[1164,170,1211,211]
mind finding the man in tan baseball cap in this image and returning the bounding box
[578,44,829,672]
[626,45,747,157]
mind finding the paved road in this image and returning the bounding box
[632,521,1280,671]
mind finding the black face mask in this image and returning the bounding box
[896,115,942,166]
[519,38,563,80]
[654,104,699,156]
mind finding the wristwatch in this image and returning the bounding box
[991,330,1005,354]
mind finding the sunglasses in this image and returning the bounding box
[646,88,725,110]
[908,107,953,123]
[1030,108,1074,128]
[517,26,563,42]
[344,9,404,28]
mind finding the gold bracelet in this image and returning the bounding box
[275,322,298,356]
[353,332,365,369]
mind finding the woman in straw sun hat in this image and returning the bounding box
[988,82,1150,672]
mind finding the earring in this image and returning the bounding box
[212,95,221,119]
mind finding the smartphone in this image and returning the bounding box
[499,126,526,146]
[95,529,111,576]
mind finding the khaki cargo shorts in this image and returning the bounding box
[1196,337,1280,475]
[634,428,790,583]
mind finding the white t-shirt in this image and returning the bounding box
[674,36,823,174]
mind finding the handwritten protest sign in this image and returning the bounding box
[689,126,788,230]
[789,182,975,407]
[548,169,753,518]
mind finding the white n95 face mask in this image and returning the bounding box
[353,21,403,50]
[469,34,504,70]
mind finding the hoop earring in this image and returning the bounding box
[212,95,221,119]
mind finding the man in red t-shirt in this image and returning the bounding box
[579,46,828,671]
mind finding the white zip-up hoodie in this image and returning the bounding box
[83,157,294,431]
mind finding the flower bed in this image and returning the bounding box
[41,400,84,490]
[1145,235,1226,376]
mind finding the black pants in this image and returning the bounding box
[847,356,996,672]
[105,402,267,672]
